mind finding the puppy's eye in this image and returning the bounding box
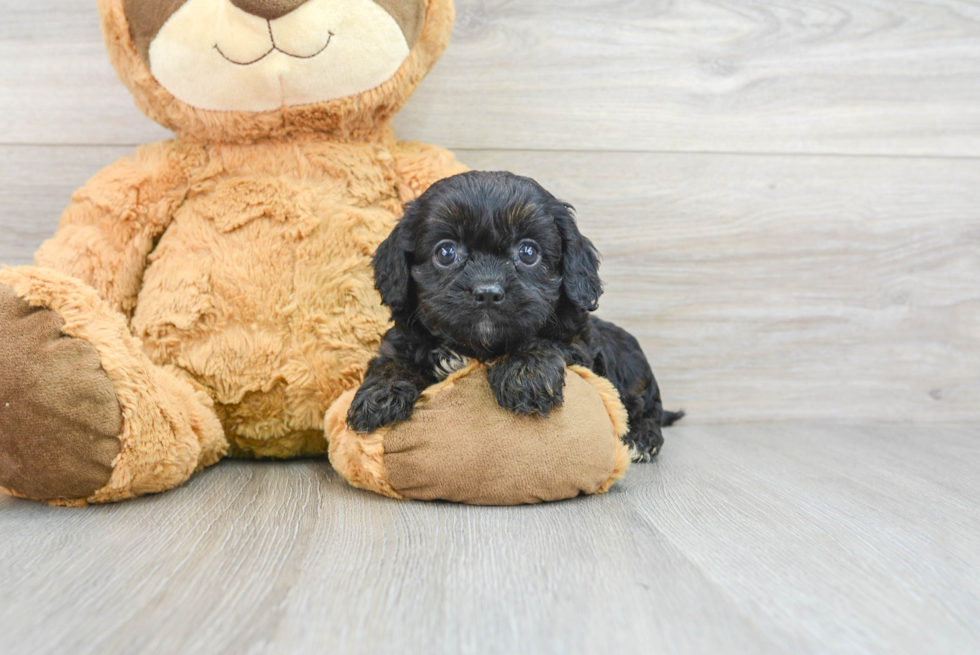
[435,240,458,267]
[517,240,541,266]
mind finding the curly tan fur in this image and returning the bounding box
[34,0,458,465]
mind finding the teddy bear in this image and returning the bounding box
[0,0,629,507]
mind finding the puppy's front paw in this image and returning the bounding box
[346,379,419,433]
[488,351,566,417]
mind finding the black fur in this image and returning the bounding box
[348,171,681,461]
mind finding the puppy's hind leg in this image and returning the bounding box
[619,393,665,463]
[623,419,665,463]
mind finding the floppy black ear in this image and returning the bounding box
[373,202,420,316]
[553,201,603,312]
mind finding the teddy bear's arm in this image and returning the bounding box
[391,141,469,201]
[33,140,205,317]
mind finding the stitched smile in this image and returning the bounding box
[214,24,334,66]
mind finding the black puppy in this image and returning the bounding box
[347,171,682,461]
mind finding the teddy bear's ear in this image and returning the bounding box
[553,202,604,313]
[373,201,421,317]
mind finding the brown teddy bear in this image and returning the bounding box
[0,0,629,506]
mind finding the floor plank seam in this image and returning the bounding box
[3,142,980,162]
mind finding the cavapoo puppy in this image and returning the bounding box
[347,171,682,461]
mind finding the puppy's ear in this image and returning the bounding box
[553,202,603,312]
[373,201,420,315]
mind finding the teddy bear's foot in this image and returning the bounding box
[0,268,227,505]
[0,283,121,502]
[326,363,633,505]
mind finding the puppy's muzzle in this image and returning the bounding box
[473,284,505,306]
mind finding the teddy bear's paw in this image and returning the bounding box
[0,284,122,502]
[346,379,419,434]
[487,350,566,417]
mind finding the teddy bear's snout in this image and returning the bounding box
[145,0,422,112]
[215,0,333,65]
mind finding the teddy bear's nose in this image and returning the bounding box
[230,0,313,21]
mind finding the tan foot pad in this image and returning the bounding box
[327,363,631,505]
[0,284,122,501]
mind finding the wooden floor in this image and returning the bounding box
[0,424,977,655]
[1,1,979,653]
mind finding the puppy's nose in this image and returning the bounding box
[230,0,312,21]
[473,284,505,306]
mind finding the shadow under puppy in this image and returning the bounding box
[348,171,682,461]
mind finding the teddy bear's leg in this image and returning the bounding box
[0,267,227,506]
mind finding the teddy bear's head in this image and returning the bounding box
[99,0,455,141]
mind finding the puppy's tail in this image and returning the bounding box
[661,409,686,427]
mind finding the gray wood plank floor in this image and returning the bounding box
[1,424,977,655]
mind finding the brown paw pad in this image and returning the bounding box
[0,285,122,501]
